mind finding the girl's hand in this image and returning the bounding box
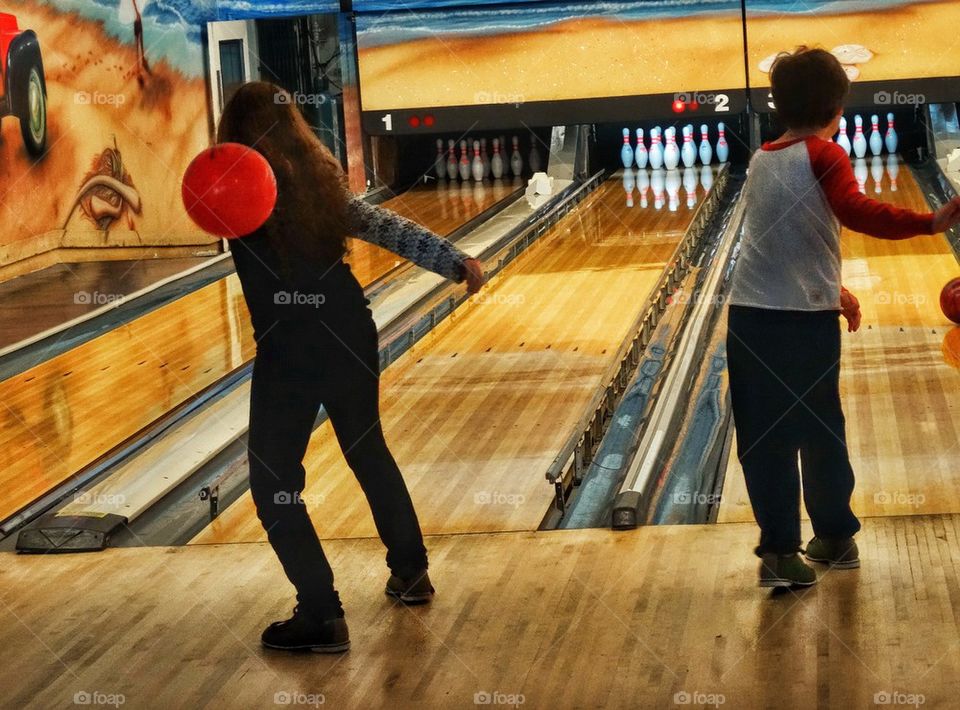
[840,286,861,333]
[463,258,486,294]
[932,197,960,233]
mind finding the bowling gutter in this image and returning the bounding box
[544,165,735,526]
[610,184,746,529]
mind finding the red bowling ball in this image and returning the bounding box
[182,143,277,239]
[940,277,960,324]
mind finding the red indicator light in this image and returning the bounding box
[672,100,686,113]
[689,102,699,111]
[408,116,421,128]
[423,114,435,127]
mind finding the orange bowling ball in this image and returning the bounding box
[941,277,960,324]
[182,143,277,239]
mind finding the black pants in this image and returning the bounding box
[247,298,428,619]
[726,305,861,555]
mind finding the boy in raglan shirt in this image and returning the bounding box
[727,47,960,588]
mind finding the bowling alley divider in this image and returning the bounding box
[611,186,746,529]
[544,165,731,521]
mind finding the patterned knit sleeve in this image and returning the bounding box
[347,196,469,282]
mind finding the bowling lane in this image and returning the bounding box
[719,158,960,524]
[0,185,507,524]
[191,172,712,544]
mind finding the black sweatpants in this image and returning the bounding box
[726,305,861,555]
[247,297,428,620]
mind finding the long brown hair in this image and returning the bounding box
[216,81,352,267]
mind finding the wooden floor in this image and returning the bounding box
[0,186,502,524]
[7,515,960,708]
[719,160,960,523]
[191,177,698,545]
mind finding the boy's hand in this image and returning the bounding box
[932,197,960,233]
[840,287,861,332]
[463,258,486,294]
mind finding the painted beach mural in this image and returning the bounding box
[215,0,337,20]
[0,0,223,271]
[355,1,747,112]
[747,0,960,88]
[354,0,556,9]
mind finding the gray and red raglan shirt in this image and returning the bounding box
[729,136,935,312]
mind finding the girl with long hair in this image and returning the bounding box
[218,82,484,653]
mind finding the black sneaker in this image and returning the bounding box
[804,537,860,569]
[261,606,350,653]
[759,553,817,588]
[385,569,434,604]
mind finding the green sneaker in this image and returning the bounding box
[804,537,860,569]
[759,553,818,588]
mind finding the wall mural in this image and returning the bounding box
[0,0,220,270]
[0,0,361,271]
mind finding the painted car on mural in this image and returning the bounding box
[0,13,46,156]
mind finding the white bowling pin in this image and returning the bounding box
[635,128,648,169]
[854,157,868,193]
[716,122,729,163]
[663,127,681,170]
[683,166,698,208]
[665,169,681,212]
[623,167,635,208]
[869,114,883,156]
[681,125,697,168]
[651,168,665,210]
[870,155,883,193]
[836,117,852,156]
[885,113,898,154]
[435,139,446,179]
[490,138,504,179]
[852,115,868,158]
[700,164,714,192]
[698,124,712,165]
[637,168,650,208]
[620,128,634,169]
[886,154,899,192]
[446,139,458,180]
[481,138,491,178]
[471,140,484,182]
[648,127,664,170]
[510,136,523,177]
[459,140,471,181]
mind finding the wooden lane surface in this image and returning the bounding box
[0,187,499,523]
[0,258,213,350]
[10,516,960,707]
[719,160,960,524]
[191,176,701,544]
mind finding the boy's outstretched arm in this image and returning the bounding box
[809,140,960,238]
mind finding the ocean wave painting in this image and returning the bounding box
[357,0,743,47]
[215,0,338,20]
[746,0,945,13]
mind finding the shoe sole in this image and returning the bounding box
[804,554,860,569]
[262,640,351,653]
[385,589,434,604]
[759,576,817,588]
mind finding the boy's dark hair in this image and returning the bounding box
[770,47,849,130]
